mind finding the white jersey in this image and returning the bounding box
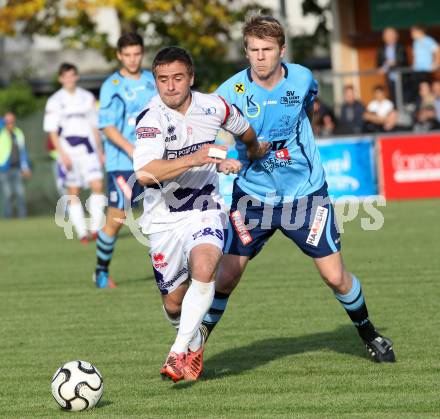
[44,87,99,156]
[133,91,250,234]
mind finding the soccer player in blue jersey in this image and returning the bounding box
[190,16,395,376]
[94,33,157,288]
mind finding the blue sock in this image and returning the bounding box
[334,275,377,341]
[201,291,230,340]
[95,230,117,273]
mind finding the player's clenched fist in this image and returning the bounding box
[217,158,242,175]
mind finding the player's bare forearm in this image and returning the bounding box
[136,144,222,186]
[238,126,258,149]
[102,125,134,158]
[136,156,193,186]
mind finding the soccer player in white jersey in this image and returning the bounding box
[44,63,105,243]
[133,47,269,382]
[195,15,395,375]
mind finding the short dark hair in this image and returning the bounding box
[117,32,144,51]
[58,62,78,76]
[152,46,194,76]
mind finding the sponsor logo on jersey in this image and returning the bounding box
[165,134,177,143]
[203,106,216,115]
[306,206,328,247]
[234,83,245,94]
[230,210,253,245]
[136,126,161,139]
[152,252,168,269]
[269,115,294,138]
[192,227,224,241]
[261,157,293,173]
[166,140,215,160]
[275,148,291,160]
[245,95,260,118]
[164,125,177,142]
[263,100,277,106]
[280,90,301,106]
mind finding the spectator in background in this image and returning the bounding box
[377,27,408,103]
[312,97,336,137]
[363,85,398,132]
[0,112,32,217]
[410,26,440,101]
[337,84,365,134]
[413,104,440,132]
[432,79,440,122]
[413,80,435,119]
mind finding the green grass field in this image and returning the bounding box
[1,199,439,418]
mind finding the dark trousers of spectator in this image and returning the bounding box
[387,75,412,105]
[0,168,27,218]
[411,71,433,103]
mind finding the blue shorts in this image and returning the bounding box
[224,182,341,259]
[107,171,144,209]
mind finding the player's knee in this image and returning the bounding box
[321,270,346,292]
[163,300,181,318]
[192,265,216,282]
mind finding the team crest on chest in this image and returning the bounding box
[234,83,245,94]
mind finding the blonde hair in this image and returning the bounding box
[243,15,285,48]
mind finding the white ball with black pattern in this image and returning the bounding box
[51,360,104,411]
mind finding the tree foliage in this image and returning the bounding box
[0,0,261,89]
[290,0,331,66]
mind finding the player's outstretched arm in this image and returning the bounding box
[136,144,226,186]
[102,126,135,159]
[238,126,270,160]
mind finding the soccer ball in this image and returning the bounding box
[51,360,104,411]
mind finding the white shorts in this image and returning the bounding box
[63,153,103,188]
[149,210,225,295]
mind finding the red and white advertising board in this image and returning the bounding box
[378,133,440,199]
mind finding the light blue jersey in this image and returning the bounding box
[99,70,157,172]
[216,63,326,202]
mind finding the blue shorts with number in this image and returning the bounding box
[107,170,144,209]
[224,181,341,259]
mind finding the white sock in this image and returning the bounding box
[69,201,87,239]
[87,193,106,233]
[170,279,215,354]
[163,305,204,352]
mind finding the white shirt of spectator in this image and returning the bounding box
[133,91,249,234]
[44,87,99,155]
[367,99,394,118]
